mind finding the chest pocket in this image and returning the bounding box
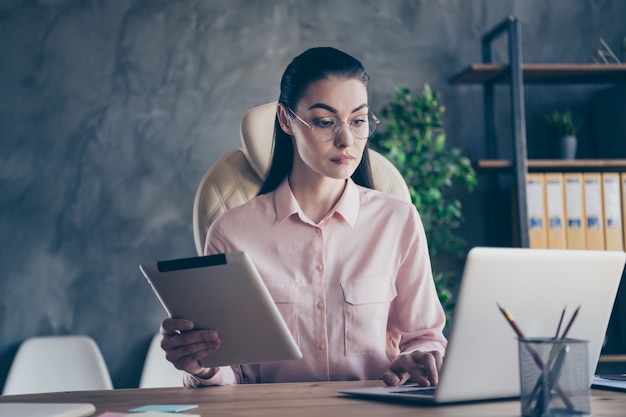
[340,278,397,356]
[263,280,299,345]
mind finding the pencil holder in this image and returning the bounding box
[518,338,590,417]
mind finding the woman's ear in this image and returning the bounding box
[277,104,294,135]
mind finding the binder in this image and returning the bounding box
[526,173,548,249]
[602,173,623,251]
[583,173,605,250]
[545,173,567,249]
[564,173,586,250]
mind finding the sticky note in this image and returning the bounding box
[131,412,199,417]
[128,404,199,413]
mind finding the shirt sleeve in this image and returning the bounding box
[204,214,230,255]
[387,205,448,356]
[180,216,242,387]
[183,366,241,387]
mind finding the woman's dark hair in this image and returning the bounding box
[257,47,374,195]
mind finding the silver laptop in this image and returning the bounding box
[339,246,625,404]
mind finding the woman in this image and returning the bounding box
[161,47,447,387]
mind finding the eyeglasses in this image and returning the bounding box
[288,108,379,142]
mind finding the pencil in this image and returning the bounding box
[554,306,567,339]
[559,304,581,340]
[497,303,526,338]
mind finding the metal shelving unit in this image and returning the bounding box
[450,16,626,248]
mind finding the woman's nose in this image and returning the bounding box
[333,123,354,147]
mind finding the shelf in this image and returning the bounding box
[450,63,626,84]
[476,159,626,173]
[599,354,626,363]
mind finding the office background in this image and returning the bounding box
[1,0,625,389]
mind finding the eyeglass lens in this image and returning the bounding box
[312,114,378,141]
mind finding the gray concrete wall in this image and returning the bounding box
[1,0,625,389]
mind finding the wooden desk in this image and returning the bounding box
[0,381,624,416]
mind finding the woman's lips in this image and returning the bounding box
[331,155,354,164]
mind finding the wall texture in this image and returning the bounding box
[1,0,625,389]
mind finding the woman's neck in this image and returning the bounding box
[288,174,347,224]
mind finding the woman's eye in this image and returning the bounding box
[314,118,337,129]
[351,116,367,126]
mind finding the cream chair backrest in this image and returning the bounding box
[192,102,411,255]
[2,335,113,395]
[138,333,185,388]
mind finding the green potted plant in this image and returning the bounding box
[545,110,583,159]
[369,85,477,324]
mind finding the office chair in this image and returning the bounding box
[2,335,113,395]
[138,333,184,388]
[192,102,411,255]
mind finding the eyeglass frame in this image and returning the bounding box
[287,108,380,142]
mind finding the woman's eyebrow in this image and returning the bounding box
[308,103,337,113]
[352,103,368,113]
[307,103,369,113]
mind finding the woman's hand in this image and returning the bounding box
[382,350,443,386]
[160,318,221,379]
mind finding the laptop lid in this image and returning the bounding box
[339,247,625,404]
[140,251,302,367]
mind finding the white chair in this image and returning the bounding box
[138,333,184,388]
[192,102,411,255]
[2,335,113,395]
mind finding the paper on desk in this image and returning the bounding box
[592,374,626,392]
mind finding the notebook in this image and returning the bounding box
[0,403,95,417]
[140,251,302,367]
[339,246,625,404]
[592,373,626,392]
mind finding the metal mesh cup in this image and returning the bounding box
[518,338,591,417]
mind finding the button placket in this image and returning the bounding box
[311,225,329,378]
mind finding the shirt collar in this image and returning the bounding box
[274,178,360,227]
[275,179,301,223]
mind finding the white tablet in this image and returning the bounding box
[140,251,302,367]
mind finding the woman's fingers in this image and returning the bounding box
[383,350,443,387]
[159,318,221,373]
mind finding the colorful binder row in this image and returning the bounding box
[526,172,626,251]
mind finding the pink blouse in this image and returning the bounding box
[185,179,446,386]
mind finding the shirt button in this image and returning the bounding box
[317,301,324,309]
[315,228,321,234]
[319,343,326,351]
[316,264,323,272]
